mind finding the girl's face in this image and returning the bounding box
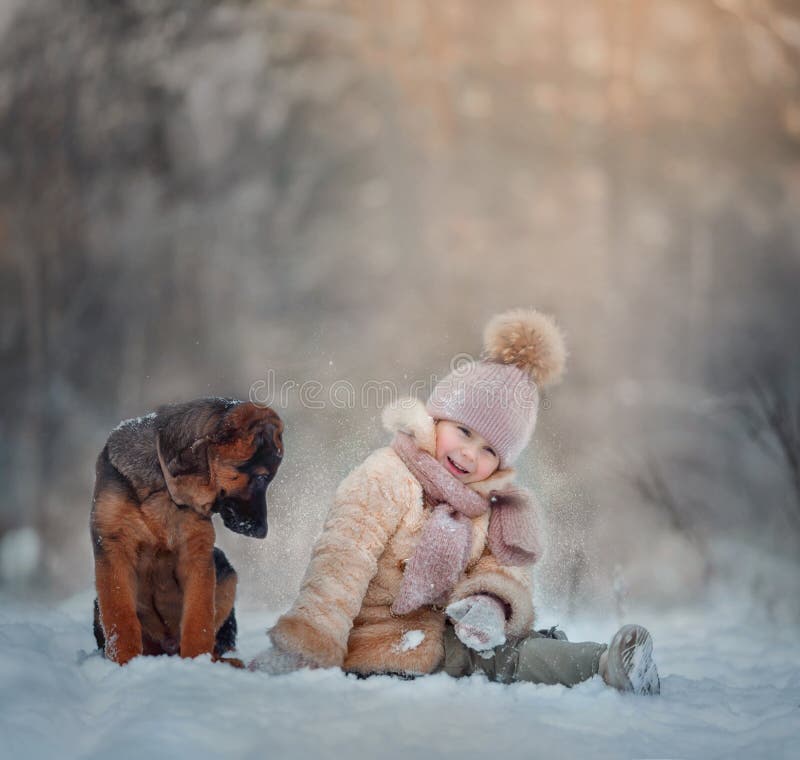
[435,420,500,484]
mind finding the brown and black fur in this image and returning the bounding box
[90,398,283,665]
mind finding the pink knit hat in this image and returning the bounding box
[426,309,567,467]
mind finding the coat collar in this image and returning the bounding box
[381,398,516,496]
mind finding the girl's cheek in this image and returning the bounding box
[484,456,500,479]
[477,454,495,480]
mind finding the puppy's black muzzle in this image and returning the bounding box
[216,482,268,538]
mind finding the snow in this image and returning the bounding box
[395,629,425,652]
[1,590,798,760]
[111,412,157,433]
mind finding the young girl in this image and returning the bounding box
[251,309,660,695]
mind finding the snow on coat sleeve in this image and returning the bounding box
[448,550,535,639]
[269,449,410,668]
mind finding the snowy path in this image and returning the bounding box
[1,591,797,760]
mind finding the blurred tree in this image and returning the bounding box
[1,0,799,601]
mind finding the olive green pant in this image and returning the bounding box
[441,625,607,686]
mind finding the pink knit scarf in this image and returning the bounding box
[390,431,541,615]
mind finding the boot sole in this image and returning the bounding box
[606,624,660,695]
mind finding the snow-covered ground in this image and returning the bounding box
[1,589,798,760]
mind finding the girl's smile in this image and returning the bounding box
[445,455,469,476]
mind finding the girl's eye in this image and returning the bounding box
[485,447,496,458]
[458,426,471,437]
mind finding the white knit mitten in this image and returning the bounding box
[248,645,314,674]
[446,594,507,652]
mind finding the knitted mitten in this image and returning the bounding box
[248,645,315,674]
[446,594,507,651]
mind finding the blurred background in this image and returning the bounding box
[2,0,799,621]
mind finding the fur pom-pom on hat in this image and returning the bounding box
[482,308,567,388]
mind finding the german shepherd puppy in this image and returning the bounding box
[90,398,283,665]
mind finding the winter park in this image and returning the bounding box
[2,2,800,759]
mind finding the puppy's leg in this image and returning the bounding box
[177,519,217,659]
[94,544,141,664]
[213,548,238,632]
[214,611,238,659]
[93,598,105,650]
[212,548,239,662]
[92,453,145,665]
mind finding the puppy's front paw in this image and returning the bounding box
[105,633,143,665]
[214,655,246,669]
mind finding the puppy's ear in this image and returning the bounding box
[158,434,210,478]
[156,408,218,509]
[156,434,213,509]
[211,402,284,458]
[212,402,275,437]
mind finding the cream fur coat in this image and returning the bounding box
[269,399,538,675]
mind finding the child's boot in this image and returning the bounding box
[599,624,660,695]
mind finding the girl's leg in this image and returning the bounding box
[442,625,606,686]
